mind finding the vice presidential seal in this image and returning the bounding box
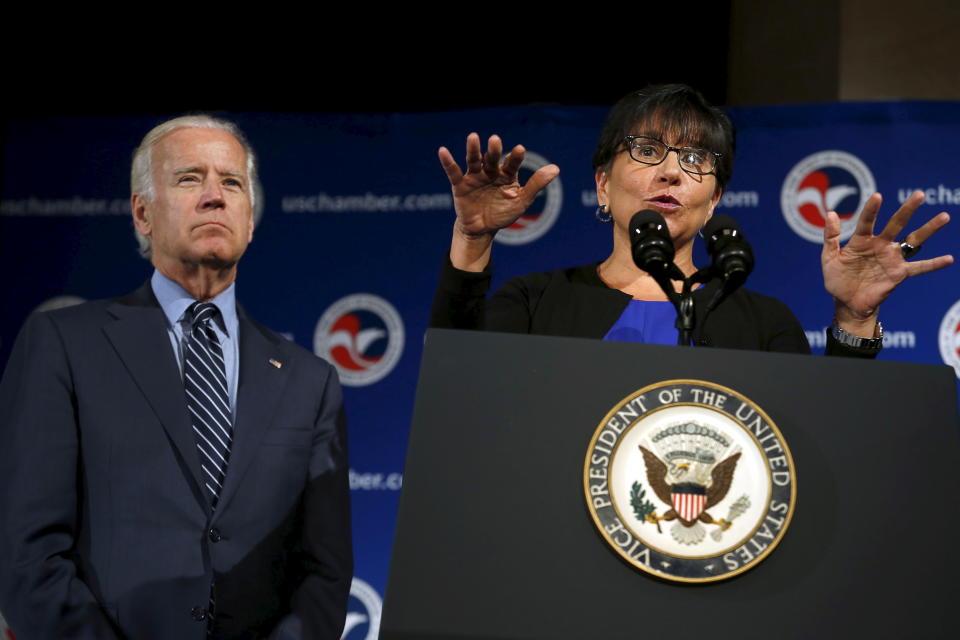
[584,380,796,583]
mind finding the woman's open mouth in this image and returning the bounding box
[648,194,682,210]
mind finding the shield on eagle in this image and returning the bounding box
[670,483,708,522]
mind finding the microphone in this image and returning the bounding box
[629,210,690,344]
[629,210,678,278]
[703,214,754,291]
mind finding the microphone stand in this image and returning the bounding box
[634,240,713,347]
[673,267,713,347]
[658,260,749,346]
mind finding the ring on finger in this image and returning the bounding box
[900,241,922,259]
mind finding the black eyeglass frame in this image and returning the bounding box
[622,135,722,176]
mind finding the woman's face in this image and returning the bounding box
[596,133,722,251]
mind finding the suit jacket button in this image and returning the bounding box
[208,528,222,543]
[191,606,207,621]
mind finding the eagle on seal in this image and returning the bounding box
[639,445,741,545]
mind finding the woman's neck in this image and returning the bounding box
[598,235,697,300]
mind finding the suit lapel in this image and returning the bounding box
[102,283,208,510]
[214,309,289,516]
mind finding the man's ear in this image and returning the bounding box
[131,193,151,236]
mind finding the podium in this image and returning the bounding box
[382,329,960,639]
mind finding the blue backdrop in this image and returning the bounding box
[2,101,958,639]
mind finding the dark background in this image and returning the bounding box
[0,6,732,120]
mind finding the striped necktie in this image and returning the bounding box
[184,302,233,509]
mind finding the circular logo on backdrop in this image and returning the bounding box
[341,577,382,640]
[938,299,960,378]
[584,380,796,583]
[494,150,562,246]
[313,294,404,387]
[780,150,876,244]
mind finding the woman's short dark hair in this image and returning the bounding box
[591,84,735,192]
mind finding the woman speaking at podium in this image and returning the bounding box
[430,84,951,356]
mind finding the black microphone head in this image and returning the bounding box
[702,213,740,241]
[629,209,668,235]
[629,209,675,275]
[703,213,754,288]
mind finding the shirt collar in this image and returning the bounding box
[150,269,238,336]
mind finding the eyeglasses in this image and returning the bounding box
[623,136,721,176]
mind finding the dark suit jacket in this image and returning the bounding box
[0,282,352,640]
[431,257,878,357]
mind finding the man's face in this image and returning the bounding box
[133,127,254,271]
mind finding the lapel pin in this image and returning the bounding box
[269,358,282,369]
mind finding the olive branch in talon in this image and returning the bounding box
[631,481,663,533]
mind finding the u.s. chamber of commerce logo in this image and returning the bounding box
[780,150,875,244]
[938,299,960,378]
[314,294,404,387]
[494,150,562,246]
[341,577,381,640]
[584,380,796,583]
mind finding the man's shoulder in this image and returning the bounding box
[6,287,158,371]
[28,290,147,330]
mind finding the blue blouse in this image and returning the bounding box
[602,299,679,345]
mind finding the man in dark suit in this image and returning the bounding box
[0,117,352,639]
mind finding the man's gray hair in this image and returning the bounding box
[131,115,263,258]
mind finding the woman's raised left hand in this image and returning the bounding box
[822,190,953,335]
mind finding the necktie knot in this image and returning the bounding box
[188,302,220,330]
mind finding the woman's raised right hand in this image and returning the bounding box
[438,133,560,238]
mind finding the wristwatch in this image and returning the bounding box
[830,320,884,351]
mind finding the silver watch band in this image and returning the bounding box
[830,320,884,351]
